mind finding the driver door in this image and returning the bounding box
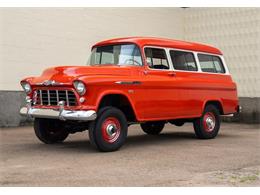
[135,47,181,120]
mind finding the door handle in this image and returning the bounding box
[168,72,176,77]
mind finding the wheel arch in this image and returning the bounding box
[96,90,138,122]
[202,99,224,115]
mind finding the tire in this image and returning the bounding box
[88,107,128,152]
[193,105,220,139]
[88,106,112,149]
[34,118,69,144]
[141,122,165,135]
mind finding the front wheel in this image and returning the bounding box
[193,105,220,139]
[34,118,69,144]
[88,107,128,152]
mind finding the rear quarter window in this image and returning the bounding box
[198,54,225,73]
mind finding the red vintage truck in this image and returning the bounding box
[20,37,240,152]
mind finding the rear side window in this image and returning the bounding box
[198,54,225,73]
[170,50,197,71]
[145,48,169,70]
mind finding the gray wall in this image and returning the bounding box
[0,91,30,127]
[0,8,260,127]
[184,8,260,98]
[0,8,183,91]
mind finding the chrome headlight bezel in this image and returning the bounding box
[73,81,86,95]
[21,81,32,94]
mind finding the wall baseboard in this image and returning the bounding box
[0,91,259,127]
[222,97,260,124]
[0,91,33,127]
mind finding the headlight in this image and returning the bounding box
[21,82,32,94]
[73,81,86,95]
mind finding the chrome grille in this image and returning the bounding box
[34,89,77,106]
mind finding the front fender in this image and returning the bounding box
[96,89,138,117]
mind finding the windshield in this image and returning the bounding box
[88,44,143,66]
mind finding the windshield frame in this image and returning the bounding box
[88,43,144,67]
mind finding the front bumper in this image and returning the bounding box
[20,107,97,121]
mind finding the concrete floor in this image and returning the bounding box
[0,123,259,186]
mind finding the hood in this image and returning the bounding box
[31,65,135,85]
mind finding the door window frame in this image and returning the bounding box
[169,49,199,72]
[142,45,230,75]
[197,53,226,74]
[143,46,173,71]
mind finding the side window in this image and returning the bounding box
[145,48,169,70]
[170,50,197,71]
[198,54,225,73]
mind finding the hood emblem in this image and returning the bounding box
[42,80,63,86]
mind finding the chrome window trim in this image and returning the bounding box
[219,55,230,75]
[89,43,144,66]
[143,45,230,75]
[168,49,199,72]
[196,52,228,75]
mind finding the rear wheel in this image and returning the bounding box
[34,118,69,144]
[141,122,165,135]
[193,105,220,139]
[88,107,128,152]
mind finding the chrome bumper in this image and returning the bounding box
[20,107,97,121]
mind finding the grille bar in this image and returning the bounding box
[34,89,77,106]
[56,90,59,104]
[39,90,43,105]
[47,90,50,105]
[66,90,69,106]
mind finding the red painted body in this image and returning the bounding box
[22,37,239,122]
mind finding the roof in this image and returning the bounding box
[92,37,222,55]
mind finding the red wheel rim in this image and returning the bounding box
[101,117,121,143]
[203,112,216,132]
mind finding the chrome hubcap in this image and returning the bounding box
[106,124,117,137]
[102,117,121,143]
[206,117,215,131]
[203,112,216,132]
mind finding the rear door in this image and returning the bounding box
[168,49,202,117]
